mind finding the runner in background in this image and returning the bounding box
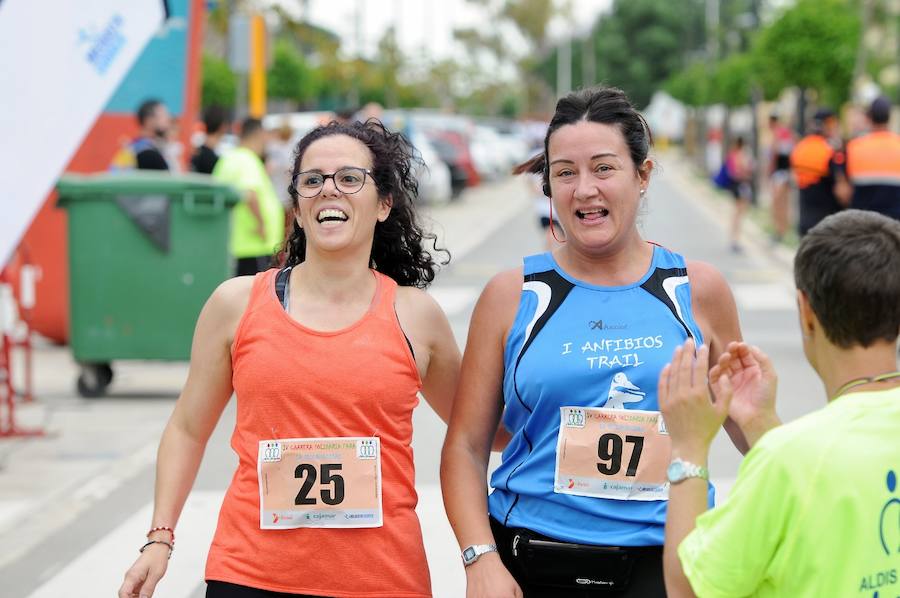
[441,86,748,598]
[661,209,900,597]
[724,136,753,253]
[767,115,794,243]
[119,119,464,598]
[526,172,565,251]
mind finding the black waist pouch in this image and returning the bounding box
[510,529,636,592]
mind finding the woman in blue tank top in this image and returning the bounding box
[441,86,747,597]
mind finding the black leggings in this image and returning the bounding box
[489,517,666,597]
[206,580,330,598]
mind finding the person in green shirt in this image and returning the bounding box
[658,209,900,597]
[213,117,285,276]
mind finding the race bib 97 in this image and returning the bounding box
[258,437,382,529]
[554,407,671,501]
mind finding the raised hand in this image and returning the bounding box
[658,339,733,456]
[715,342,780,448]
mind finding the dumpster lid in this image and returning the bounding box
[56,172,242,204]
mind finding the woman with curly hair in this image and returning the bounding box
[120,120,459,598]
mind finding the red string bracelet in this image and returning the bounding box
[146,526,175,544]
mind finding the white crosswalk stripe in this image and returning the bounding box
[26,486,466,598]
[27,475,739,598]
[732,283,796,311]
[427,285,481,317]
[26,491,223,598]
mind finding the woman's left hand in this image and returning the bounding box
[658,339,733,456]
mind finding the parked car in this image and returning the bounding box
[470,125,512,180]
[410,131,452,204]
[426,130,479,197]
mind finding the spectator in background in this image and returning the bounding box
[266,119,295,210]
[191,105,230,175]
[213,118,285,276]
[725,136,753,253]
[767,114,794,243]
[334,107,358,124]
[133,99,173,170]
[163,118,184,173]
[845,96,900,221]
[359,102,384,122]
[789,108,849,236]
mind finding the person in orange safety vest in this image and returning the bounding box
[844,96,900,221]
[789,108,849,236]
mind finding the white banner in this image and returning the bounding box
[0,0,167,264]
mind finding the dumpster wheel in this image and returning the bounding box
[76,363,114,398]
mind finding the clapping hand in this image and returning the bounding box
[715,342,780,448]
[658,339,734,456]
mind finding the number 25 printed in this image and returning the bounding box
[294,463,345,506]
[597,434,644,477]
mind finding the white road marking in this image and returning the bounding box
[26,490,224,598]
[428,286,481,317]
[0,499,30,532]
[416,484,466,598]
[24,485,470,598]
[732,283,796,311]
[0,439,161,569]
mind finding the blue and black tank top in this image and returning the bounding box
[488,245,714,546]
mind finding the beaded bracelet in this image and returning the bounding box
[139,540,173,560]
[146,526,175,544]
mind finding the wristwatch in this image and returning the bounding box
[667,458,709,484]
[461,543,498,567]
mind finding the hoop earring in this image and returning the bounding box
[548,198,566,244]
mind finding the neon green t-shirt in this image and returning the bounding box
[679,386,900,598]
[212,146,285,258]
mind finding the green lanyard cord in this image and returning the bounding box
[832,371,900,400]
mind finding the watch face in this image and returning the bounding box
[667,461,685,482]
[463,548,475,561]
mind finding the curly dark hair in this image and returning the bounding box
[282,119,449,288]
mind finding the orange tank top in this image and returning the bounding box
[205,268,430,597]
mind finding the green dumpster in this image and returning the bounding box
[56,172,241,397]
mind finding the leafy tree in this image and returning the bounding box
[538,0,706,108]
[201,52,236,109]
[267,39,320,107]
[501,0,556,52]
[374,27,403,108]
[753,0,860,107]
[711,52,754,107]
[665,61,711,107]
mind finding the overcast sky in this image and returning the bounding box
[271,0,613,61]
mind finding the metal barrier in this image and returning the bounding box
[0,249,43,438]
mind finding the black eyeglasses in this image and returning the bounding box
[293,167,373,198]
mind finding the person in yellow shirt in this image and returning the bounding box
[659,209,900,597]
[213,117,285,275]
